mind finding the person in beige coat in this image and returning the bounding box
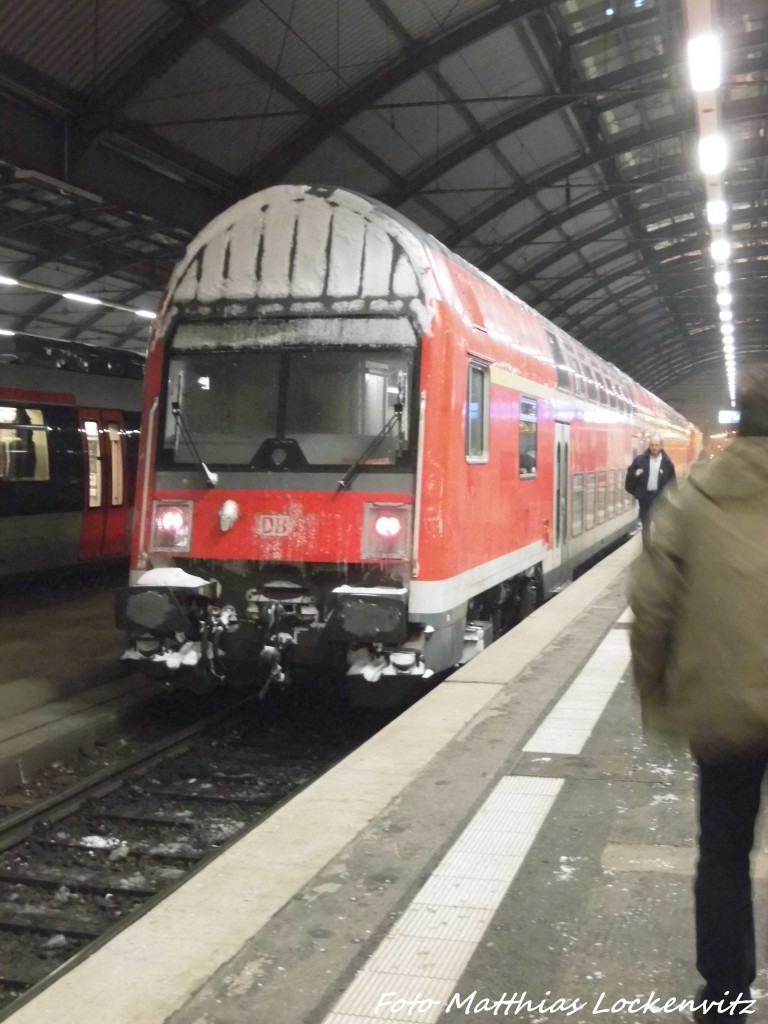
[629,373,768,1022]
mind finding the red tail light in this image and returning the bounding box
[150,500,193,553]
[362,503,411,560]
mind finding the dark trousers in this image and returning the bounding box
[694,753,768,1011]
[638,493,657,549]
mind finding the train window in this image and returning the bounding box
[519,397,537,478]
[571,346,586,399]
[466,360,489,463]
[589,358,602,401]
[571,474,584,537]
[164,317,417,469]
[107,422,124,506]
[585,472,596,529]
[545,330,572,393]
[597,471,606,523]
[0,406,49,482]
[84,420,102,508]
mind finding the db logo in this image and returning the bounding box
[256,514,292,537]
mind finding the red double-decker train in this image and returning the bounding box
[117,185,699,702]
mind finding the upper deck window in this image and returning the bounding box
[162,317,417,470]
[466,360,490,463]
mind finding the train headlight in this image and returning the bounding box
[150,500,193,553]
[219,499,239,532]
[362,503,411,560]
[375,515,402,538]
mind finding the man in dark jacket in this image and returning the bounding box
[624,434,676,548]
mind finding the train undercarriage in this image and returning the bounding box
[115,559,545,705]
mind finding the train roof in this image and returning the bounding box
[162,184,692,434]
[0,333,144,380]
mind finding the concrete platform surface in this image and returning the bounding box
[9,535,768,1024]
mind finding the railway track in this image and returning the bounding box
[0,689,391,1016]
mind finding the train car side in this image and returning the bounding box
[0,343,142,578]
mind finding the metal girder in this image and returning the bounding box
[242,0,548,190]
[78,0,255,137]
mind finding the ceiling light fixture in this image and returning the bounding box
[687,34,722,92]
[62,292,103,306]
[698,134,727,175]
[706,199,728,225]
[0,272,158,322]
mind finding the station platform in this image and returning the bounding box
[7,535,768,1024]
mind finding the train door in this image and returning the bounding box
[78,409,129,560]
[552,421,570,571]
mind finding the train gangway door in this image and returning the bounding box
[78,409,129,561]
[552,421,570,569]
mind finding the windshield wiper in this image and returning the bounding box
[337,403,402,493]
[172,402,218,487]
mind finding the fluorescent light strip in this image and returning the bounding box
[0,273,156,319]
[687,34,722,92]
[63,291,102,306]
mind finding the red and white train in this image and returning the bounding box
[118,184,699,701]
[0,334,142,580]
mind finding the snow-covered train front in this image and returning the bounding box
[117,184,698,702]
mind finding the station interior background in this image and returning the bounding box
[0,0,766,438]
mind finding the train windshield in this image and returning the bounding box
[162,317,417,470]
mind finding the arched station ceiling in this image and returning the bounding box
[0,0,766,432]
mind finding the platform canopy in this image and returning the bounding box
[0,0,765,430]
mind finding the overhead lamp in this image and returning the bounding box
[135,309,157,320]
[0,275,18,286]
[711,239,731,262]
[721,322,734,335]
[62,292,103,306]
[698,134,727,175]
[716,290,732,306]
[706,200,728,225]
[0,328,15,336]
[723,341,735,353]
[714,269,731,288]
[687,34,722,92]
[719,309,733,322]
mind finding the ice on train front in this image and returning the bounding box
[116,185,437,701]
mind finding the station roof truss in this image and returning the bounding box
[0,0,766,426]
